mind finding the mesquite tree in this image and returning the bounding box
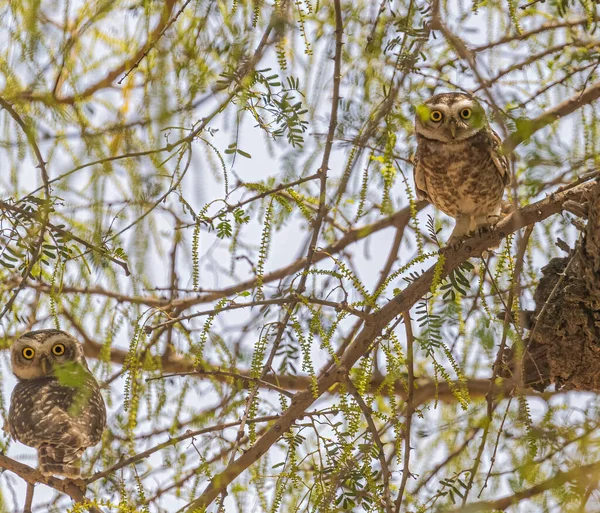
[0,0,600,512]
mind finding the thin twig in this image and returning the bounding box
[413,427,482,495]
[473,42,599,93]
[146,294,367,332]
[0,97,52,321]
[479,397,513,498]
[146,369,295,398]
[118,0,196,84]
[171,202,422,308]
[461,225,533,506]
[366,0,388,48]
[0,200,130,275]
[23,482,34,513]
[193,173,320,227]
[394,311,414,512]
[446,460,600,513]
[86,412,294,484]
[345,377,393,512]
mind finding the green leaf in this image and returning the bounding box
[216,220,233,239]
[54,361,89,388]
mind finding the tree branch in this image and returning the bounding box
[503,81,600,154]
[0,455,102,513]
[0,201,130,276]
[17,1,177,105]
[178,175,598,512]
[447,460,600,513]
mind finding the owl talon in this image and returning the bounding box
[68,477,87,491]
[446,237,465,251]
[476,225,491,237]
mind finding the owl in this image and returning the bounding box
[413,92,510,246]
[7,329,106,479]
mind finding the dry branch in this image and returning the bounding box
[17,0,178,105]
[181,176,598,511]
[503,81,600,154]
[447,459,600,513]
[0,455,102,513]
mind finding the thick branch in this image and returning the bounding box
[179,177,597,511]
[502,81,600,154]
[0,455,102,513]
[447,460,600,513]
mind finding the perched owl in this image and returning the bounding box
[7,329,106,479]
[414,92,510,246]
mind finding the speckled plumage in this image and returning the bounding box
[7,329,106,478]
[414,92,510,243]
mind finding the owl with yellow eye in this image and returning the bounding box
[6,329,106,478]
[413,92,510,247]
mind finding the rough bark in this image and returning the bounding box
[511,179,600,391]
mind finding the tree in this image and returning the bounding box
[0,0,599,511]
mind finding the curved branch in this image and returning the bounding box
[0,200,130,276]
[503,81,600,154]
[447,460,600,513]
[178,175,598,512]
[0,455,102,513]
[0,97,52,321]
[172,201,423,308]
[18,0,177,105]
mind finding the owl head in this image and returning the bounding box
[10,329,87,380]
[414,92,488,142]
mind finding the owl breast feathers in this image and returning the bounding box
[8,329,106,479]
[413,92,510,242]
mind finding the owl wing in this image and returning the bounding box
[412,151,431,202]
[9,381,78,447]
[9,377,105,449]
[488,128,511,187]
[38,404,89,448]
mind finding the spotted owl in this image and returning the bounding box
[7,329,106,479]
[414,92,510,245]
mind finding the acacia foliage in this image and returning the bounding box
[0,0,600,512]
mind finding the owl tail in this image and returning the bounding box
[38,445,81,479]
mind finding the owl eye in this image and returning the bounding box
[51,343,66,356]
[430,110,443,122]
[460,108,472,119]
[22,347,35,360]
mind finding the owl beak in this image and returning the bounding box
[40,357,49,375]
[449,122,457,139]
